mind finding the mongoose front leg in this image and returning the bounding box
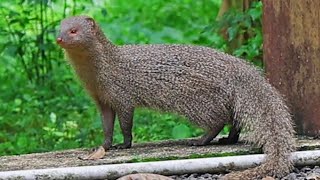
[113,108,133,149]
[99,101,116,150]
[218,125,241,144]
[188,123,225,146]
[80,100,115,160]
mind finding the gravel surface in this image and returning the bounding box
[170,173,223,180]
[169,166,320,180]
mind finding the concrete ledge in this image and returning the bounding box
[0,137,319,171]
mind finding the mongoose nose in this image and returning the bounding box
[56,37,63,44]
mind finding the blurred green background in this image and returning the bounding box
[0,0,262,156]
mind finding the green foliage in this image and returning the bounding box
[205,1,263,67]
[133,109,203,141]
[0,0,262,156]
[1,1,65,85]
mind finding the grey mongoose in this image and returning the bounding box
[56,15,295,179]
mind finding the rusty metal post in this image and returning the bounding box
[263,0,320,136]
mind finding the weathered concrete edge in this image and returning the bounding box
[1,150,320,180]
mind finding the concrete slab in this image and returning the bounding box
[0,138,319,171]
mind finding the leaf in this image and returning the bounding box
[227,26,238,42]
[248,2,262,21]
[248,8,262,21]
[50,112,57,123]
[172,124,191,139]
[79,146,106,160]
[17,136,28,148]
[53,131,64,137]
[222,125,232,135]
[14,98,22,105]
[101,8,108,17]
[5,45,18,57]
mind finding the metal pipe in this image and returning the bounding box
[1,150,320,180]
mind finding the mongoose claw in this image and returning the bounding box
[78,146,106,160]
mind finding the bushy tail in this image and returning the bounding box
[224,83,296,180]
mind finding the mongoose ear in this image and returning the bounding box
[85,17,97,34]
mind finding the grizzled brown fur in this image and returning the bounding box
[57,16,295,179]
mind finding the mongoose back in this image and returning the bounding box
[57,16,295,179]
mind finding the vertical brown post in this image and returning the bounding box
[263,0,320,136]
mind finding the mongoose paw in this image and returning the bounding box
[111,142,132,149]
[218,137,238,145]
[187,140,209,146]
[78,146,106,160]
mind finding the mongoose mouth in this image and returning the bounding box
[56,37,63,44]
[56,37,70,49]
[56,37,65,48]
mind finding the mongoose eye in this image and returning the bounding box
[70,29,77,34]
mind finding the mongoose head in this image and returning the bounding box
[57,16,98,50]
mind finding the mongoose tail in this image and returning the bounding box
[224,82,295,179]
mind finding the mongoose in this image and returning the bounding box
[57,16,295,179]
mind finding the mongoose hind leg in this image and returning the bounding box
[188,123,225,146]
[218,125,240,144]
